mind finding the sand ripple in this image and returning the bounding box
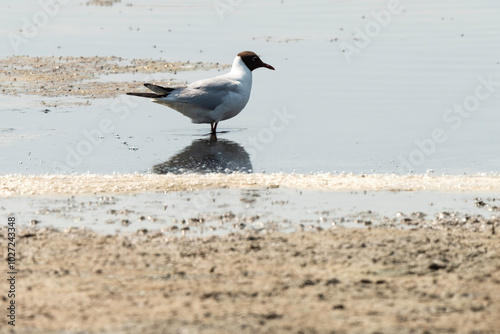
[1,173,500,196]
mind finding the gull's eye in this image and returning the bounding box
[252,56,258,62]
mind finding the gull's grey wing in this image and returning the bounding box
[169,78,241,111]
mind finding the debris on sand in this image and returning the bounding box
[0,55,229,101]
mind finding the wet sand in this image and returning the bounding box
[0,56,229,103]
[2,173,500,196]
[2,174,500,333]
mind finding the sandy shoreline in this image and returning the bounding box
[2,173,500,196]
[1,173,499,333]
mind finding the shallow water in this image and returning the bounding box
[4,189,498,235]
[1,0,500,174]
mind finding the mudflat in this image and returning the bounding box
[2,174,500,332]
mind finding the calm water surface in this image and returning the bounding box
[1,0,500,174]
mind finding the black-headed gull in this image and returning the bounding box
[127,51,275,135]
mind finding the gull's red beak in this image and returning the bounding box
[263,63,275,70]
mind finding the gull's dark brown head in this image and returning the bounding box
[238,51,275,71]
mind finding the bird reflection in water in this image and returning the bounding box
[153,136,253,174]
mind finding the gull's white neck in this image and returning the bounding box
[229,56,252,81]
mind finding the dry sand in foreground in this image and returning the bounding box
[6,224,500,334]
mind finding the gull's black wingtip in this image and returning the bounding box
[127,92,163,98]
[144,83,176,94]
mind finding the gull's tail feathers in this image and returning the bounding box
[127,83,180,98]
[126,92,165,98]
